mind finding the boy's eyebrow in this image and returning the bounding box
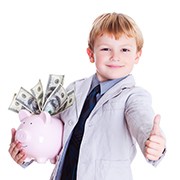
[119,44,135,47]
[97,43,135,48]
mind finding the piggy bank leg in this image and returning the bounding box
[50,157,56,164]
[36,158,47,163]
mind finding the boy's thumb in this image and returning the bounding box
[151,114,161,135]
[11,128,16,143]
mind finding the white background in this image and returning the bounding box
[0,0,179,179]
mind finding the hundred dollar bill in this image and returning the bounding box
[30,80,43,110]
[8,93,28,113]
[59,89,75,112]
[43,74,64,105]
[42,83,67,115]
[16,87,40,114]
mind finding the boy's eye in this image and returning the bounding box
[101,48,110,51]
[121,48,130,52]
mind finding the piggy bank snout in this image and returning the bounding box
[15,129,30,143]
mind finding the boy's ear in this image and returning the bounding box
[86,48,94,63]
[135,49,142,64]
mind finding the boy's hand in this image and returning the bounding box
[145,115,166,161]
[8,128,26,165]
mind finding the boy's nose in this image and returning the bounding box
[110,58,120,61]
[110,55,120,61]
[110,52,120,61]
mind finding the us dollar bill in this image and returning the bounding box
[59,89,75,112]
[30,80,43,110]
[42,83,67,115]
[43,74,64,105]
[15,87,40,114]
[9,74,75,115]
[8,93,28,113]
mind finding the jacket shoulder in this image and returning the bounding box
[66,78,87,91]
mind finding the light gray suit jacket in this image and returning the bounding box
[51,74,162,180]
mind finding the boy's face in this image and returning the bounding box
[87,34,142,82]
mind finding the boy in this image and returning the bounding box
[9,12,166,180]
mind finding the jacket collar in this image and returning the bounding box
[74,74,135,118]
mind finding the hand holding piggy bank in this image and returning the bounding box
[15,109,63,163]
[9,75,74,164]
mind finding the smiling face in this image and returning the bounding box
[87,34,142,82]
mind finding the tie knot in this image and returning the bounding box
[93,84,100,93]
[89,84,100,97]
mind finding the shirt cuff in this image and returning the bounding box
[20,159,34,168]
[147,148,166,167]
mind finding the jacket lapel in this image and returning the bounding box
[89,75,135,117]
[73,74,135,121]
[74,76,93,118]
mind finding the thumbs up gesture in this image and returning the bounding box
[145,114,166,161]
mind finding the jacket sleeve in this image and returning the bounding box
[124,87,165,166]
[20,159,34,168]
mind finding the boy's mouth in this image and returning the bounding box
[107,65,124,68]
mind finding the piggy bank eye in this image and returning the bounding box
[22,122,25,124]
[30,122,33,125]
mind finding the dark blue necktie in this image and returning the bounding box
[60,84,100,180]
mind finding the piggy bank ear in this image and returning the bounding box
[19,109,31,122]
[39,111,51,124]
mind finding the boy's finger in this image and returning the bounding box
[151,114,161,136]
[11,128,16,143]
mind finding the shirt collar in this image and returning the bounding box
[90,74,128,95]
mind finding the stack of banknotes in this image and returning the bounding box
[9,74,75,115]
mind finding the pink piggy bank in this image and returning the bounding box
[15,109,63,163]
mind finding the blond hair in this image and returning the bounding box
[88,12,143,52]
